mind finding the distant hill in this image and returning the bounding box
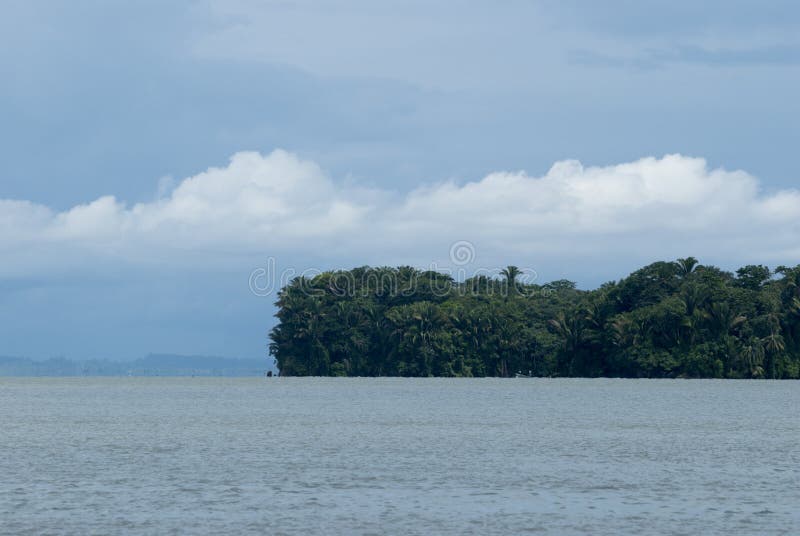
[0,354,273,377]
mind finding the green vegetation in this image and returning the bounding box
[269,259,800,378]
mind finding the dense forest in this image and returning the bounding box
[269,259,800,378]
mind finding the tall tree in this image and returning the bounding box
[675,257,700,279]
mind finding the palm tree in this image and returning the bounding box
[705,302,746,339]
[363,303,392,375]
[759,311,784,379]
[762,329,785,379]
[739,338,765,378]
[610,317,634,347]
[581,301,611,362]
[680,284,709,317]
[763,331,785,353]
[549,311,585,375]
[386,302,446,376]
[675,257,700,279]
[294,297,330,375]
[679,312,704,346]
[501,266,521,296]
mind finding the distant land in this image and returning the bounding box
[0,354,274,377]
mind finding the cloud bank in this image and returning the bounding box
[2,150,799,279]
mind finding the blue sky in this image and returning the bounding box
[2,1,799,361]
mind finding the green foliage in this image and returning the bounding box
[270,260,800,378]
[735,265,772,291]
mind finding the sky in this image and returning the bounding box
[1,0,799,361]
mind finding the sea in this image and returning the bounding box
[1,378,797,535]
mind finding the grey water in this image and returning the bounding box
[1,378,798,535]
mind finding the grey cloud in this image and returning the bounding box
[571,44,800,70]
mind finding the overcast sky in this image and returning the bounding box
[2,0,799,360]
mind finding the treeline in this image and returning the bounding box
[269,259,800,378]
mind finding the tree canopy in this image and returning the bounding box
[269,260,800,378]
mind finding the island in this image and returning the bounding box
[270,258,800,378]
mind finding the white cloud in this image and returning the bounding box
[1,150,799,279]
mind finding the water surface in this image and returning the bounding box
[1,378,798,535]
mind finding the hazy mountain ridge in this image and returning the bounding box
[0,354,272,377]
